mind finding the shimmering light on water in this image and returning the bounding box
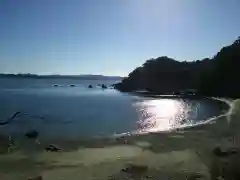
[135,99,193,133]
[0,78,229,138]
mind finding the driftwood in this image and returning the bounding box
[46,144,63,152]
[0,111,71,126]
[0,111,44,126]
[0,111,21,125]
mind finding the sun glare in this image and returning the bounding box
[135,99,188,133]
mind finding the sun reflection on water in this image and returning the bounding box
[134,99,192,133]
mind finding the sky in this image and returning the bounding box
[0,0,240,76]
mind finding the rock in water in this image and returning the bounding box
[101,84,107,89]
[25,130,39,139]
[88,85,93,88]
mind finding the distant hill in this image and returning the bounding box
[0,74,122,80]
[115,37,240,98]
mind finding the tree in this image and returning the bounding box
[115,37,240,98]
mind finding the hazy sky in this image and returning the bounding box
[0,0,239,76]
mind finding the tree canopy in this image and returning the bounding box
[115,37,240,98]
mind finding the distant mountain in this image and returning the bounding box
[0,73,122,80]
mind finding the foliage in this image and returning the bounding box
[115,37,240,97]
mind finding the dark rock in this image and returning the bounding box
[69,84,75,87]
[25,130,39,139]
[101,84,107,89]
[187,173,205,180]
[213,147,228,157]
[28,175,42,180]
[46,144,62,152]
[88,85,93,88]
[229,148,238,155]
[121,164,148,174]
[213,147,238,157]
[52,84,59,87]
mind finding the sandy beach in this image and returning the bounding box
[0,99,239,180]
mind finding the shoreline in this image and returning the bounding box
[0,96,232,150]
[0,98,239,179]
[110,96,231,141]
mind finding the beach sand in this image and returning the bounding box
[0,99,240,180]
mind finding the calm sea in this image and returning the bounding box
[0,78,229,139]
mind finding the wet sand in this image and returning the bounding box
[0,99,239,180]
